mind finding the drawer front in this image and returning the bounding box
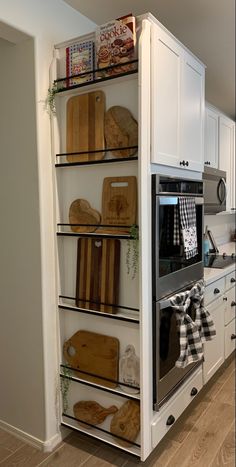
[224,287,236,325]
[225,270,236,291]
[225,318,236,359]
[151,368,203,449]
[205,277,225,306]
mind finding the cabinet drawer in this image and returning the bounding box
[205,277,225,306]
[225,270,236,291]
[224,287,236,325]
[225,318,236,359]
[151,368,203,449]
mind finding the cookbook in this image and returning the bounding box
[66,40,94,86]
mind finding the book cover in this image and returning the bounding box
[66,40,94,87]
[95,14,137,78]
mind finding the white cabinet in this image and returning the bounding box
[203,294,224,384]
[151,23,205,173]
[204,106,219,168]
[219,115,235,211]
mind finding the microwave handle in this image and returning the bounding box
[217,178,227,204]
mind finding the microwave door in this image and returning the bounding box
[217,178,227,205]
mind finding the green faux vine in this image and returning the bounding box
[126,224,139,279]
[44,82,57,116]
[60,366,72,413]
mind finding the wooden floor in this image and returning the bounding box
[0,357,235,466]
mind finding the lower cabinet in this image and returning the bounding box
[151,368,203,449]
[203,295,224,384]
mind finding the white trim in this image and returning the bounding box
[0,419,62,452]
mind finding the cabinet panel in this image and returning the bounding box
[181,53,204,172]
[219,116,235,211]
[204,106,219,168]
[225,318,236,359]
[203,296,224,384]
[225,270,236,291]
[224,287,236,325]
[204,277,225,306]
[151,25,181,167]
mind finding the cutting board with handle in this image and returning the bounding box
[63,330,119,388]
[104,106,138,158]
[98,176,137,234]
[66,91,105,163]
[76,238,120,313]
[73,401,118,428]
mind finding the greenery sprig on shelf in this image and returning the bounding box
[126,224,139,279]
[44,82,57,116]
[60,365,72,413]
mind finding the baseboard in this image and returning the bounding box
[0,419,62,452]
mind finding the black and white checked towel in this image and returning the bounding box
[169,280,216,368]
[178,197,198,259]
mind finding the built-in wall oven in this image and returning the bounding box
[152,175,204,410]
[152,175,204,300]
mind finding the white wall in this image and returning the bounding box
[0,0,95,447]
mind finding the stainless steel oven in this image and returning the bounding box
[153,283,202,410]
[152,175,204,300]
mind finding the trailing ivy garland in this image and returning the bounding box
[60,366,72,413]
[44,82,57,116]
[126,224,139,279]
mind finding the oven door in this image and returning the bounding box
[153,195,204,300]
[153,296,202,411]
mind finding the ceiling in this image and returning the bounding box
[64,0,235,120]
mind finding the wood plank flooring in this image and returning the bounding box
[0,356,234,466]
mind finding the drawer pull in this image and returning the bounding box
[231,334,236,340]
[230,278,236,283]
[166,415,175,426]
[231,301,236,307]
[214,288,220,294]
[190,387,198,397]
[223,297,228,301]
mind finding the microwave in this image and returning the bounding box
[203,167,227,214]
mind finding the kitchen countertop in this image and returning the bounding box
[204,242,236,285]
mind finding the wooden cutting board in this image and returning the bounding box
[66,91,105,163]
[110,400,140,447]
[73,401,118,427]
[104,106,138,158]
[76,238,120,313]
[63,330,119,388]
[69,199,101,233]
[99,176,137,234]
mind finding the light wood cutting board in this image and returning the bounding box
[99,176,137,234]
[66,91,105,163]
[76,238,120,313]
[63,330,119,388]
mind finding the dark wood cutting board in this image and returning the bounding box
[76,238,120,313]
[66,91,105,163]
[63,330,119,388]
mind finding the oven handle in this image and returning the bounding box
[159,196,204,205]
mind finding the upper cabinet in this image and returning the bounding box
[219,115,235,211]
[151,23,205,173]
[204,106,219,168]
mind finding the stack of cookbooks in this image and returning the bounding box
[65,14,137,87]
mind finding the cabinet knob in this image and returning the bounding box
[231,334,236,340]
[166,415,175,426]
[231,301,236,307]
[190,387,198,396]
[185,161,189,167]
[214,288,220,294]
[180,160,185,166]
[230,277,236,283]
[223,296,228,301]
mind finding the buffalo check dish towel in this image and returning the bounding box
[178,197,198,259]
[170,280,216,368]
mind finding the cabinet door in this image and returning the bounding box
[204,106,219,168]
[219,116,235,211]
[181,52,205,172]
[151,24,181,167]
[203,296,224,384]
